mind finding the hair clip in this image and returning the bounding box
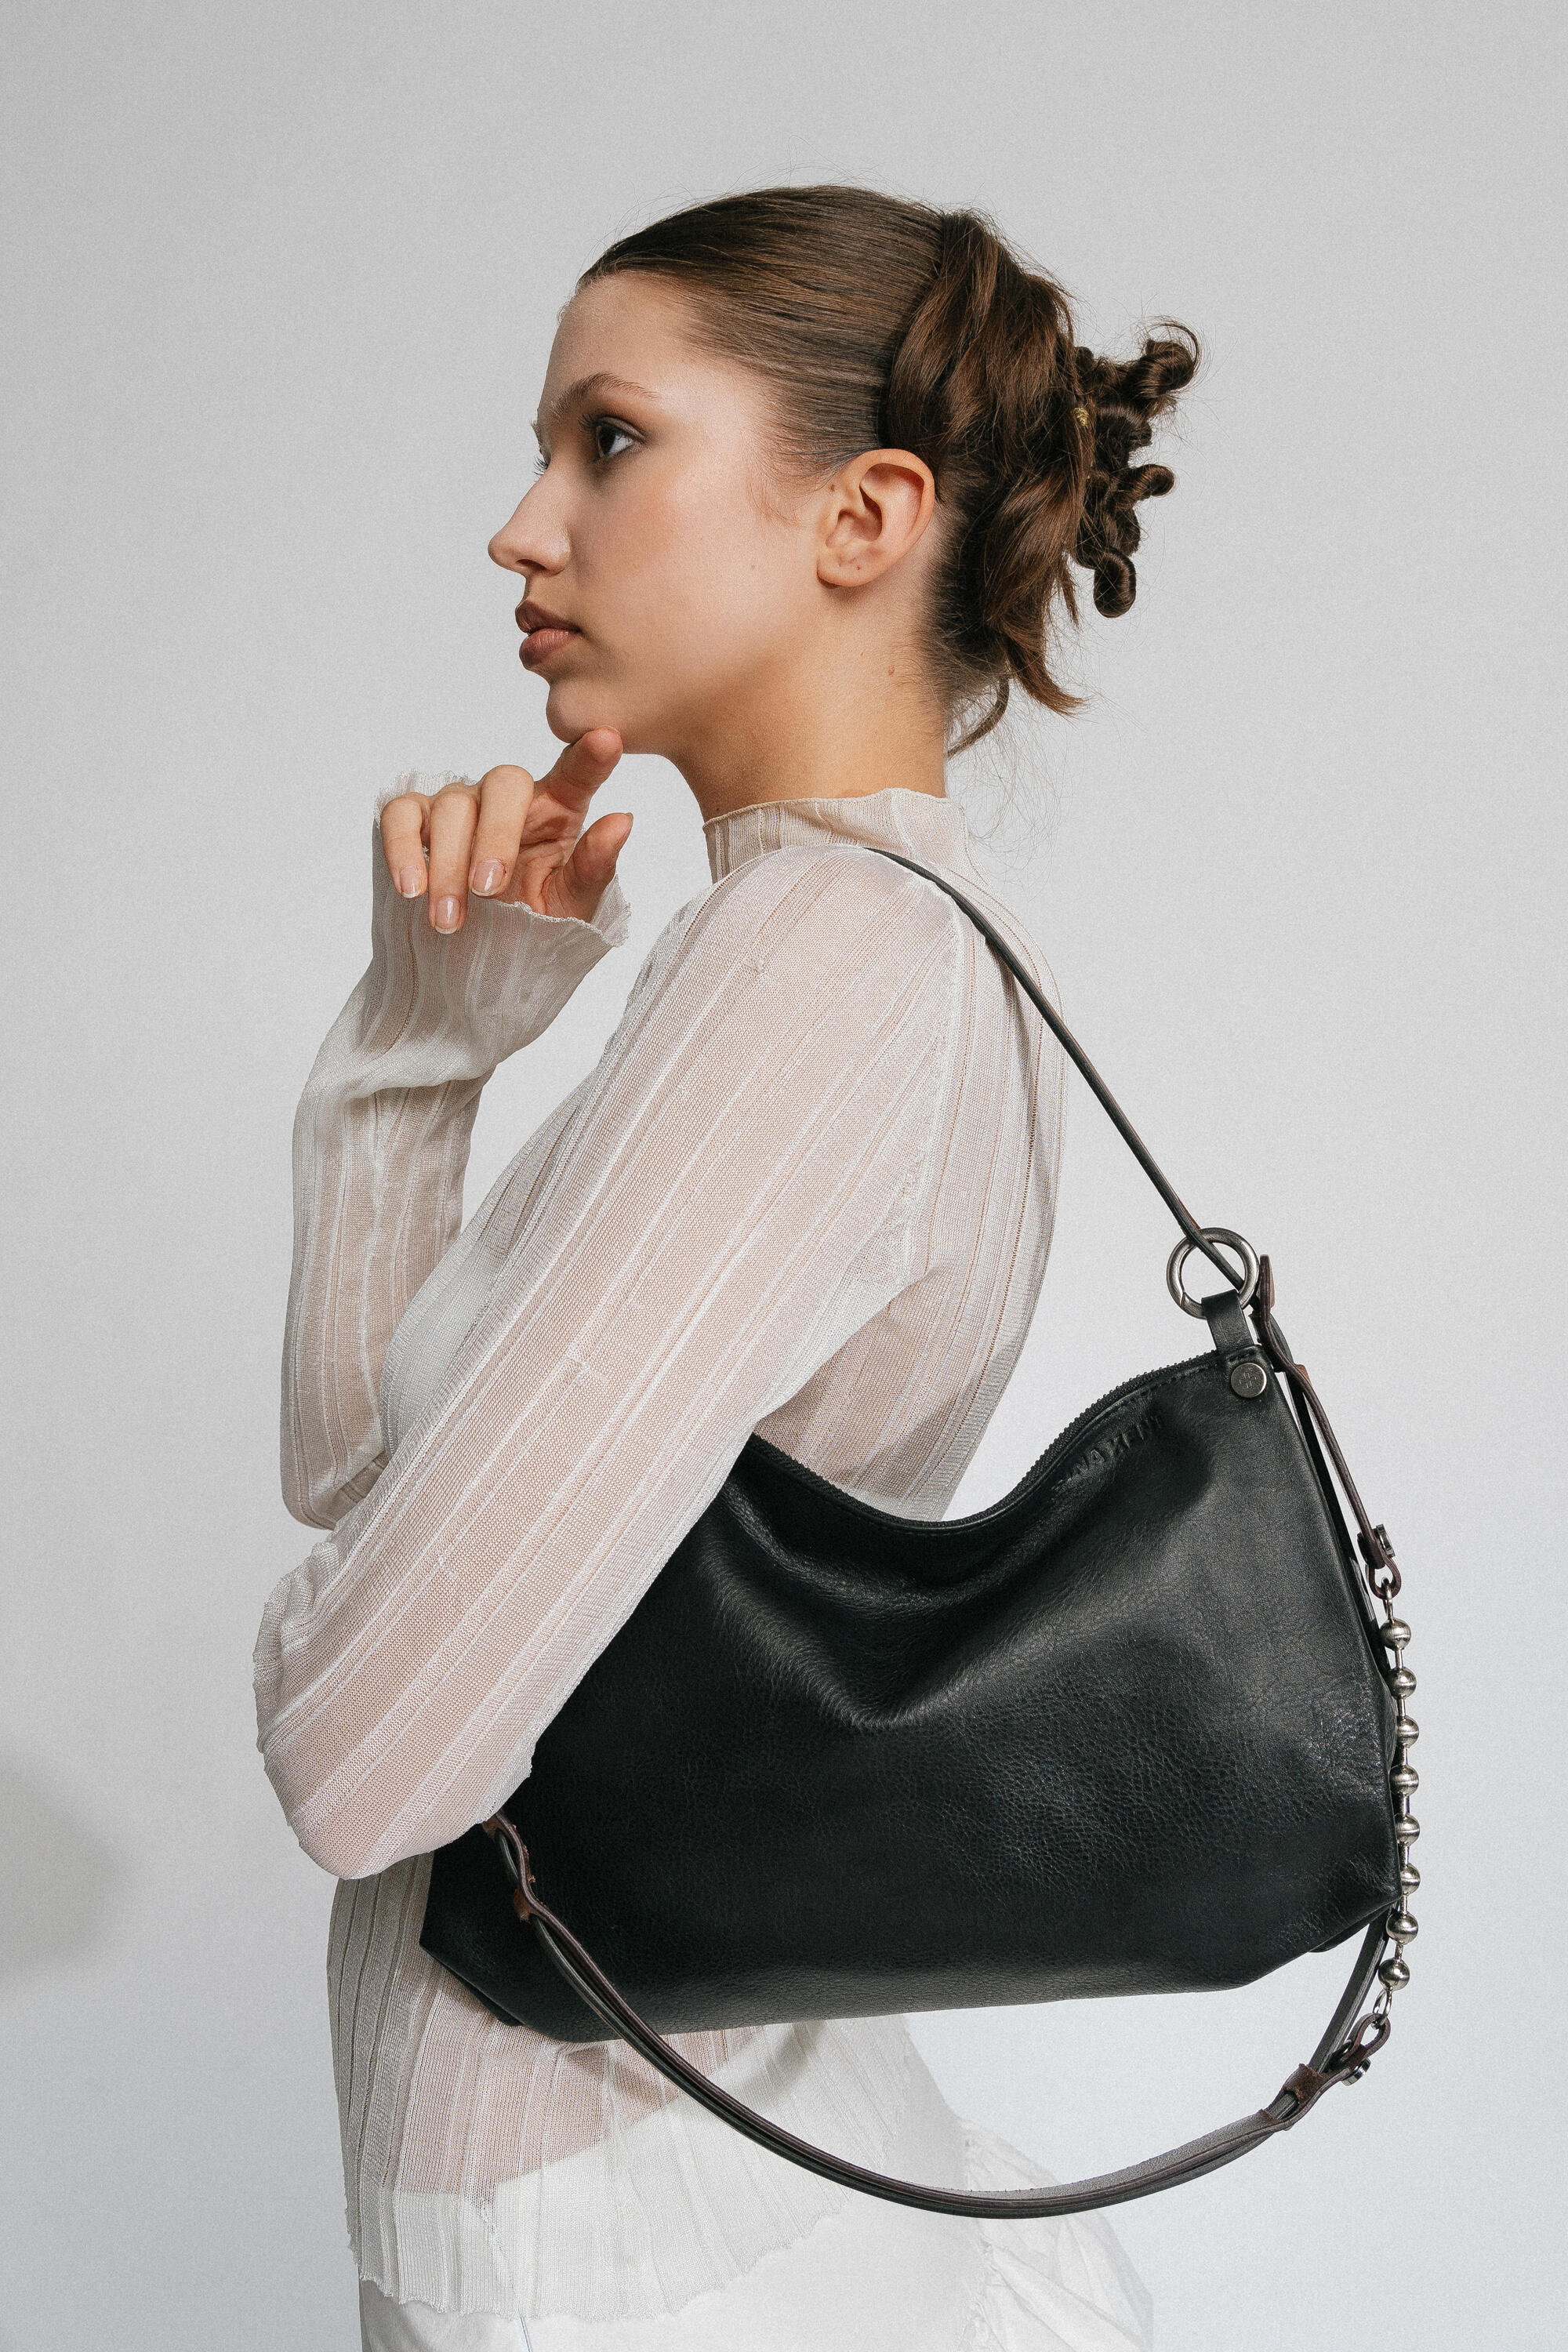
[1073,405,1090,426]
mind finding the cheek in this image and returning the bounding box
[584,462,802,686]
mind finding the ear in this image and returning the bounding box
[816,450,938,590]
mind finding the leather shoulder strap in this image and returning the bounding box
[486,1814,1391,2219]
[858,847,1241,1290]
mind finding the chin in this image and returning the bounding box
[544,680,608,739]
[544,679,659,754]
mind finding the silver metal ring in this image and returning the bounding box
[1165,1228,1260,1317]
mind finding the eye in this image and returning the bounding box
[590,416,637,465]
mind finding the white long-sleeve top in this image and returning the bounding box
[254,785,1152,2348]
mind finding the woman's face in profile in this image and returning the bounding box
[489,274,817,759]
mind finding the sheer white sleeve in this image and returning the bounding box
[254,848,964,1881]
[280,817,630,1530]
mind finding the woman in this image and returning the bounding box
[255,185,1196,2351]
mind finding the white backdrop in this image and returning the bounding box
[2,5,1563,2347]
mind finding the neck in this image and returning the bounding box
[670,653,950,823]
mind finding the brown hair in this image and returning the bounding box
[581,186,1199,750]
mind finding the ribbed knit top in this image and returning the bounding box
[252,786,1149,2343]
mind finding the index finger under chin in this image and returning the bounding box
[539,729,623,808]
[380,793,432,896]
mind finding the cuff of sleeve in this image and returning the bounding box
[358,814,631,1081]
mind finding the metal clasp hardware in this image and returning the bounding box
[1165,1227,1261,1317]
[1326,2007,1392,2084]
[1359,1521,1400,1599]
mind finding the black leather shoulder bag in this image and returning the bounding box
[419,846,1418,2217]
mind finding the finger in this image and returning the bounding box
[545,809,633,921]
[379,793,432,898]
[537,728,623,811]
[468,765,536,897]
[426,784,481,931]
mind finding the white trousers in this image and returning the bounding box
[360,2281,533,2351]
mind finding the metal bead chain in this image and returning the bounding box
[1371,1524,1418,2016]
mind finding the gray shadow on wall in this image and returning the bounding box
[0,1751,131,1991]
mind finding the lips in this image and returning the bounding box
[517,597,580,669]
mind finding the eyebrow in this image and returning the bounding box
[532,372,660,440]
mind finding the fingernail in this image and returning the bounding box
[470,860,504,897]
[397,865,425,898]
[433,896,461,932]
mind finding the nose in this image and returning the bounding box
[488,481,568,577]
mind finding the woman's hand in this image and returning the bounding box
[379,728,631,932]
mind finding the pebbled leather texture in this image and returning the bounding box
[422,1316,1400,2042]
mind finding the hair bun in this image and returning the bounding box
[1073,328,1200,617]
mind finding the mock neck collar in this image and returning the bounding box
[702,787,982,884]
